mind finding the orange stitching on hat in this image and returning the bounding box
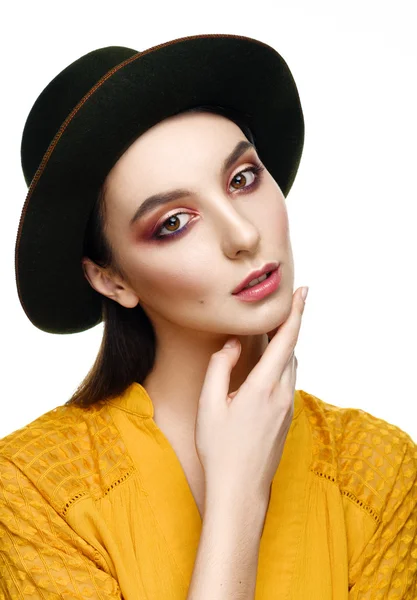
[14,33,266,315]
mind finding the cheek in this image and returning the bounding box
[126,254,212,302]
[158,266,208,297]
[258,200,289,239]
[276,205,290,237]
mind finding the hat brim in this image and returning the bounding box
[15,33,304,334]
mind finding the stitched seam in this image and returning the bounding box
[340,488,381,524]
[60,490,90,517]
[312,467,382,524]
[58,495,118,580]
[99,469,135,500]
[310,467,338,484]
[60,468,136,517]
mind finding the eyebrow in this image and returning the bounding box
[129,139,256,226]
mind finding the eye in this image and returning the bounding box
[154,212,193,239]
[229,163,264,192]
[153,161,265,240]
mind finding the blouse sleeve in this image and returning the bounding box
[0,455,122,599]
[348,437,417,599]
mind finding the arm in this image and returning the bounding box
[186,491,268,600]
[347,438,417,599]
[0,455,122,599]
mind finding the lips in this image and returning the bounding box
[232,262,279,294]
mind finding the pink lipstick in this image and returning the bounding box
[232,264,282,302]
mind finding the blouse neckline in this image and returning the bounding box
[107,381,304,422]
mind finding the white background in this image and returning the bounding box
[1,0,416,441]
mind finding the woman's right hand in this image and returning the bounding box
[195,286,307,507]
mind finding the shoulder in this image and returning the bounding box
[298,389,417,521]
[0,400,134,517]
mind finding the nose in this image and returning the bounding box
[215,200,261,257]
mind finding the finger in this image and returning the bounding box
[273,353,297,402]
[199,340,242,410]
[279,352,297,389]
[245,288,306,391]
[227,389,239,403]
[229,354,297,402]
[272,354,298,413]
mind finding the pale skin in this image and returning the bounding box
[83,110,298,499]
[83,111,306,598]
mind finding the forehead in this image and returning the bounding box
[107,111,246,182]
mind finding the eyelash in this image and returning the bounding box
[152,161,266,241]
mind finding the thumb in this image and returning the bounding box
[198,338,241,410]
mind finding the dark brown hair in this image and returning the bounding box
[65,105,256,408]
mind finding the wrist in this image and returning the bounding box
[203,488,269,532]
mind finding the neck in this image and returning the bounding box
[142,331,269,428]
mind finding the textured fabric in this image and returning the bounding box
[0,384,416,599]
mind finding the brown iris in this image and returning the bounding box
[164,215,181,232]
[231,172,247,189]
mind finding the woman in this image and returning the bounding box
[1,34,416,599]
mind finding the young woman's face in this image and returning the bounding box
[91,111,295,340]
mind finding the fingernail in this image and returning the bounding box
[224,338,237,348]
[301,287,309,302]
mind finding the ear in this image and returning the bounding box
[81,258,139,309]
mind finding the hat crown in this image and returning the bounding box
[21,46,138,186]
[16,34,304,334]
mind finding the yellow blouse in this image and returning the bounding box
[0,383,416,599]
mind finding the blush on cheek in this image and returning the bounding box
[163,269,210,298]
[137,264,211,304]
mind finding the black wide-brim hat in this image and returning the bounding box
[16,33,304,334]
